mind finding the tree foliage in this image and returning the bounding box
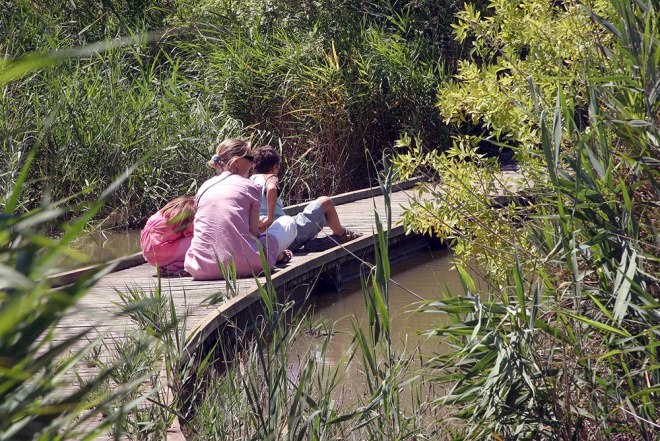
[1,0,486,227]
[437,0,614,157]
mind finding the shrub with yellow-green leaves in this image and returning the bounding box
[393,138,535,284]
[393,0,621,287]
[439,0,614,157]
[396,0,660,437]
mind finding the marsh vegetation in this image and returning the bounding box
[1,0,659,439]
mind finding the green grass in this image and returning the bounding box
[394,0,660,438]
[5,0,658,439]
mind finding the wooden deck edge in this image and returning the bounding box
[180,224,425,362]
[48,177,425,288]
[172,229,430,440]
[49,252,146,287]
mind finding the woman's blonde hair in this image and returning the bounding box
[208,138,252,172]
[160,196,195,233]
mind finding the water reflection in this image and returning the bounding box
[59,229,142,270]
[289,248,479,400]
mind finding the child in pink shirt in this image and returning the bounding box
[141,196,195,274]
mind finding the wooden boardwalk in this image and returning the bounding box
[52,179,432,439]
[49,168,527,438]
[55,179,428,351]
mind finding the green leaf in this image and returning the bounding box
[612,249,637,324]
[566,312,631,337]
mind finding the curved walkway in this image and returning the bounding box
[53,178,431,439]
[52,169,526,439]
[55,179,427,349]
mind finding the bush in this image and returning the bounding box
[395,0,660,438]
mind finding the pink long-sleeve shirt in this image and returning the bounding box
[141,210,194,271]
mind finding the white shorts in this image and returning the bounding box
[262,215,297,255]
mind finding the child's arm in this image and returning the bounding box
[258,180,279,231]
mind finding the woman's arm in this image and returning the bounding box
[249,204,261,237]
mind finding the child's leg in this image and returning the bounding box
[317,196,346,236]
[291,200,328,250]
[301,198,363,252]
[291,196,349,250]
[160,235,193,271]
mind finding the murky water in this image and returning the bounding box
[59,229,142,270]
[288,247,481,402]
[301,248,461,353]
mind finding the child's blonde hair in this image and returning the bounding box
[160,196,195,233]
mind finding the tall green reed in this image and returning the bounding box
[184,158,440,439]
[89,278,197,440]
[4,0,480,230]
[1,2,243,230]
[185,267,351,440]
[1,41,236,229]
[336,159,434,440]
[0,137,151,439]
[153,0,469,200]
[0,41,198,440]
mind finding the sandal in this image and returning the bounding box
[276,249,293,264]
[338,227,363,243]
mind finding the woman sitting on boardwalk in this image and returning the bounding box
[250,145,362,252]
[184,139,297,280]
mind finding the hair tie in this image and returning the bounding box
[212,154,221,164]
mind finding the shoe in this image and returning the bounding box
[159,268,191,277]
[276,249,293,264]
[304,234,342,252]
[304,228,363,252]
